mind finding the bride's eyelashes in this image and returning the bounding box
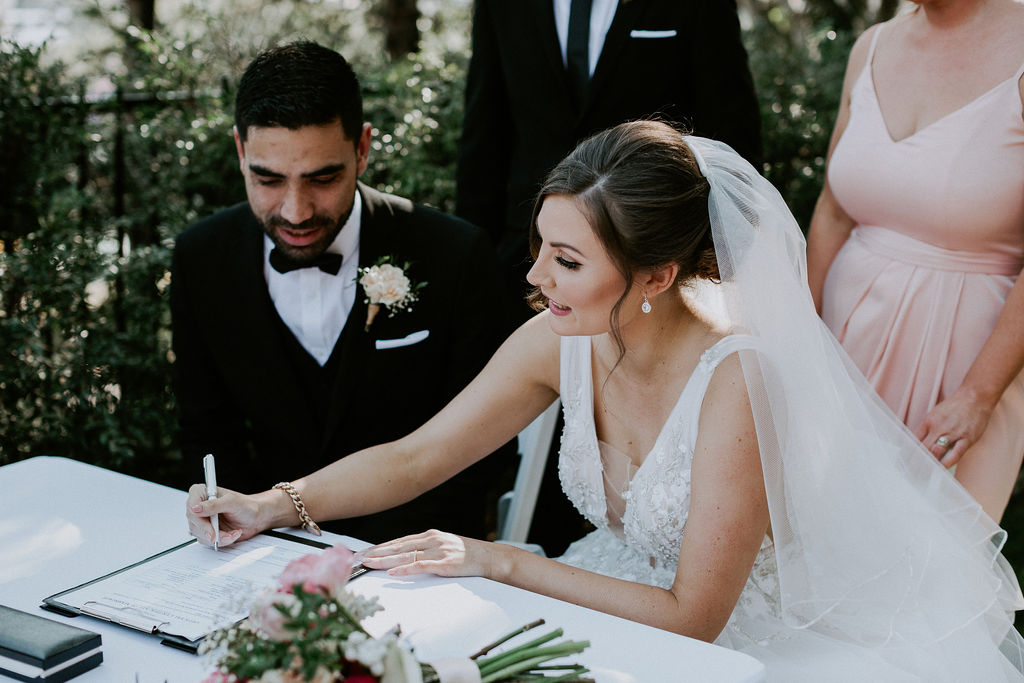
[555,255,581,270]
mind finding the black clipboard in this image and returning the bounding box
[40,530,369,654]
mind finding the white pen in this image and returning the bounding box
[203,453,220,551]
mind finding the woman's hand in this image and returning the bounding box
[914,388,995,467]
[185,484,263,547]
[355,530,503,579]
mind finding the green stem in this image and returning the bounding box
[478,642,590,682]
[477,629,563,674]
[500,666,592,682]
[470,619,546,659]
[528,670,592,683]
[332,600,370,635]
[480,653,576,683]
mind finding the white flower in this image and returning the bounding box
[357,257,425,330]
[359,263,412,308]
[342,631,400,676]
[249,590,301,641]
[382,641,424,683]
[336,591,384,621]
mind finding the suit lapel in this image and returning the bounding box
[228,214,321,448]
[583,0,648,119]
[532,0,576,113]
[319,184,385,452]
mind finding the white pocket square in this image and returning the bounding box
[630,29,677,39]
[375,329,430,350]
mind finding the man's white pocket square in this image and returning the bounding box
[375,329,430,350]
[630,29,677,38]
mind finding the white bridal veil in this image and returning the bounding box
[685,135,1024,680]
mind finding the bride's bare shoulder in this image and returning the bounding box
[513,310,561,348]
[497,310,561,385]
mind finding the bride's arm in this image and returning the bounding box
[186,313,561,545]
[361,353,768,642]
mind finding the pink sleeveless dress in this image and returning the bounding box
[822,24,1024,451]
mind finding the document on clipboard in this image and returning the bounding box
[41,530,368,653]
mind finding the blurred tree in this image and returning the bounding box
[127,0,156,29]
[741,0,901,32]
[372,0,421,59]
[738,0,902,228]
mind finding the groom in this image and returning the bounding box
[170,42,518,543]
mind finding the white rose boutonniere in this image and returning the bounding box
[357,256,426,331]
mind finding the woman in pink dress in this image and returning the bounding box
[808,0,1024,521]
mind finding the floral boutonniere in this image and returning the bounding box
[357,256,426,331]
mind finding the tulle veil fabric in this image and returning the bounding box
[685,136,1024,680]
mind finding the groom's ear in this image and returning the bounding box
[637,263,679,297]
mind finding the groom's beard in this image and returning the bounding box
[259,211,348,262]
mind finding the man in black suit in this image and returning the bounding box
[457,0,763,304]
[171,42,517,544]
[456,1,762,553]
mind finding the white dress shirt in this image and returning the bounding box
[553,0,618,76]
[264,191,362,366]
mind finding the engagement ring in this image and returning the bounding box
[935,435,951,450]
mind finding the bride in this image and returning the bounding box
[186,121,1024,680]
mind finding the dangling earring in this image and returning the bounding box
[641,291,652,314]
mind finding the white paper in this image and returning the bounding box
[55,535,319,641]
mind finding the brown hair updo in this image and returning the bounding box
[528,120,716,351]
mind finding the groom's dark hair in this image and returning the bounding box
[234,41,364,145]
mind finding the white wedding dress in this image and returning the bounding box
[556,333,780,615]
[554,333,1020,681]
[538,134,1022,681]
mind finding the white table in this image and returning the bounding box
[0,457,765,682]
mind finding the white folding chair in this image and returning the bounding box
[496,398,561,554]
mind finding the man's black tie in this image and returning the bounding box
[269,248,343,275]
[566,0,594,112]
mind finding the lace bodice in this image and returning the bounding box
[556,334,780,643]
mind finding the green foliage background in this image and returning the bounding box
[2,2,1022,578]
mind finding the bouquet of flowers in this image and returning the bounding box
[201,546,592,683]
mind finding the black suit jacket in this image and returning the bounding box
[171,183,518,543]
[456,0,763,279]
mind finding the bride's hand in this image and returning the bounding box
[356,530,495,579]
[914,388,994,467]
[185,484,257,547]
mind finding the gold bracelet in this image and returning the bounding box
[272,482,322,536]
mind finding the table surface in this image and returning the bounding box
[0,456,766,682]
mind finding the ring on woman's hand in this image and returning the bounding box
[935,435,951,449]
[412,549,418,562]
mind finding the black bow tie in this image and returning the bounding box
[269,248,343,276]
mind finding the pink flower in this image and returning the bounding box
[279,546,356,597]
[309,546,356,596]
[201,672,236,683]
[279,554,321,594]
[250,591,300,641]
